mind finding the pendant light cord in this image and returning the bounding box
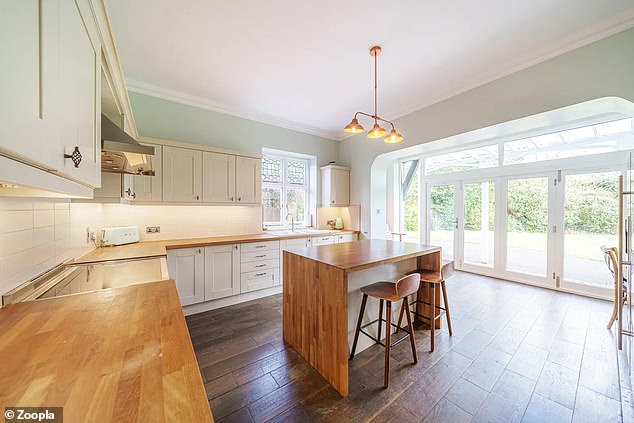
[374,51,378,123]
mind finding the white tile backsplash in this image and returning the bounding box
[0,198,263,295]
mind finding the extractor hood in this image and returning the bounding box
[101,115,156,176]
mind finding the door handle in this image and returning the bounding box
[453,218,459,229]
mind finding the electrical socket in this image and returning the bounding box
[146,226,161,234]
[86,227,96,244]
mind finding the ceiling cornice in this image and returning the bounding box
[126,80,341,141]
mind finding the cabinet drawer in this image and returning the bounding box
[338,234,356,243]
[241,249,280,263]
[241,258,279,273]
[282,237,311,249]
[241,240,280,253]
[312,235,336,246]
[241,268,278,293]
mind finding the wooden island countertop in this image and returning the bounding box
[0,281,213,423]
[287,239,440,272]
[283,239,442,396]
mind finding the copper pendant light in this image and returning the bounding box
[343,46,403,144]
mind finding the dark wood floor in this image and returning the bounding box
[186,272,634,423]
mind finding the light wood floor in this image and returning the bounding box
[186,272,634,422]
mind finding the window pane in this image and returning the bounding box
[425,145,498,175]
[400,160,419,241]
[262,157,282,183]
[286,160,306,185]
[506,177,549,277]
[430,184,455,261]
[263,187,281,224]
[563,172,619,287]
[463,181,495,267]
[504,118,634,165]
[286,189,306,223]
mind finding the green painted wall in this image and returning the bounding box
[129,91,338,165]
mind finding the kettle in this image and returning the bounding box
[334,217,343,230]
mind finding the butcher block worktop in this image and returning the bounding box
[286,239,441,272]
[74,230,357,264]
[0,281,214,423]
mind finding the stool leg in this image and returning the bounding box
[397,299,405,331]
[384,300,392,388]
[403,297,418,364]
[441,281,453,337]
[350,294,368,360]
[378,299,384,343]
[430,283,435,352]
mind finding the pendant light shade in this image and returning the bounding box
[343,46,404,144]
[344,118,365,133]
[367,123,387,139]
[384,129,403,143]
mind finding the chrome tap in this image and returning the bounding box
[286,212,295,232]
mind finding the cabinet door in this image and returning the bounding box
[313,235,336,246]
[133,143,163,201]
[167,247,204,306]
[163,146,202,202]
[202,152,236,203]
[56,0,101,187]
[0,1,46,167]
[331,169,350,206]
[235,156,262,204]
[205,244,240,300]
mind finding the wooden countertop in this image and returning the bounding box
[285,239,440,272]
[74,230,357,264]
[0,281,213,423]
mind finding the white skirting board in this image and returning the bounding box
[182,285,282,316]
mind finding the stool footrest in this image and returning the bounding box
[357,317,413,348]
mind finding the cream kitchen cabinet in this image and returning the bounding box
[0,0,101,188]
[235,156,262,204]
[132,143,163,202]
[167,247,205,306]
[313,235,337,245]
[241,241,280,292]
[321,164,350,207]
[202,152,236,203]
[205,244,240,300]
[163,146,202,202]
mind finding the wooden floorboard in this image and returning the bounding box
[187,271,634,422]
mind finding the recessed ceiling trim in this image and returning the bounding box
[126,80,341,141]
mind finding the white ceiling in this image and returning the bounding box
[105,0,634,140]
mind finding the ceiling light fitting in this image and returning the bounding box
[344,46,403,144]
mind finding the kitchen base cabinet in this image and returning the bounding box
[241,268,279,293]
[240,240,280,293]
[205,244,240,300]
[167,247,204,306]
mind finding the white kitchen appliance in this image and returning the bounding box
[100,226,140,246]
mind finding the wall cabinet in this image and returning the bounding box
[321,165,350,207]
[163,146,202,202]
[132,143,163,201]
[202,152,236,203]
[235,156,262,204]
[0,0,101,188]
[167,247,204,306]
[205,244,240,300]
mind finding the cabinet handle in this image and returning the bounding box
[331,200,335,204]
[238,197,241,202]
[255,254,266,258]
[132,192,136,199]
[198,249,201,254]
[64,146,82,168]
[255,245,266,248]
[195,195,200,200]
[255,264,266,268]
[230,196,234,201]
[254,272,267,277]
[234,245,238,250]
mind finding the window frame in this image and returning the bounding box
[262,154,310,227]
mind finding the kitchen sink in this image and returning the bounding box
[298,229,336,234]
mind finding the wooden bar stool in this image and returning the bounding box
[398,260,454,352]
[349,273,420,388]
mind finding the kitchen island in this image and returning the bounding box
[0,281,213,423]
[283,240,441,396]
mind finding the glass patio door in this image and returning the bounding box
[557,169,621,296]
[503,174,555,285]
[462,180,496,269]
[428,183,458,261]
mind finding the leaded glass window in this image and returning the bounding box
[262,157,282,183]
[262,154,310,226]
[286,160,306,185]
